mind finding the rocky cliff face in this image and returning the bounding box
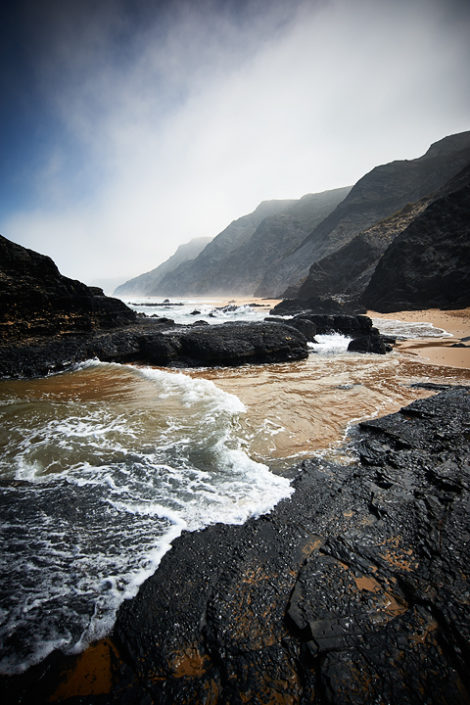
[114,237,212,297]
[136,131,470,300]
[147,189,350,297]
[290,197,431,311]
[0,235,136,343]
[274,132,470,313]
[208,188,351,296]
[274,130,470,297]
[156,199,297,296]
[362,165,470,312]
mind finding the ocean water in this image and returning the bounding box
[120,296,273,324]
[0,307,468,674]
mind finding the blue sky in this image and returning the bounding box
[1,0,469,289]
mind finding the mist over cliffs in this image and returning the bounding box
[115,131,470,310]
[115,237,212,297]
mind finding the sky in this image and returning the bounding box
[1,0,469,290]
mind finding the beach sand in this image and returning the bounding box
[369,308,470,370]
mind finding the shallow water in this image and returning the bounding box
[0,316,469,674]
[191,350,470,467]
[0,362,290,673]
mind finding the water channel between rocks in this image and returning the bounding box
[0,318,469,674]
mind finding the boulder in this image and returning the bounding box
[266,315,317,341]
[139,321,309,367]
[348,331,391,354]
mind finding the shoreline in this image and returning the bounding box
[1,307,469,703]
[369,307,470,370]
[4,386,469,703]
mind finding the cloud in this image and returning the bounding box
[3,0,470,285]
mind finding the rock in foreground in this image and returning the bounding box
[268,310,394,354]
[0,318,309,378]
[0,234,309,377]
[3,387,469,704]
[0,234,136,342]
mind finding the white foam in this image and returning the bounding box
[0,360,292,674]
[309,334,352,355]
[372,318,452,339]
[120,297,269,325]
[134,365,246,413]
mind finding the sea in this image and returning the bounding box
[1,297,469,674]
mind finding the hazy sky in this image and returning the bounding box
[1,0,469,289]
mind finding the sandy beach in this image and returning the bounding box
[369,308,470,369]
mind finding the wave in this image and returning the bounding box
[0,362,292,673]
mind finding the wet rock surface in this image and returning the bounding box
[3,387,470,704]
[0,318,309,378]
[267,311,393,354]
[0,234,309,377]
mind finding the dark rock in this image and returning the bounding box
[410,382,456,391]
[4,388,470,704]
[0,237,309,377]
[268,310,394,354]
[265,315,317,341]
[0,234,136,344]
[268,298,311,315]
[0,319,309,378]
[139,321,308,368]
[348,333,389,354]
[362,164,470,311]
[306,314,373,336]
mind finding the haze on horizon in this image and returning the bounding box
[1,0,469,290]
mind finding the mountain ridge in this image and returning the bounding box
[115,236,212,297]
[274,130,470,297]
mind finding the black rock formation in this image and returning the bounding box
[362,163,470,312]
[277,130,470,297]
[3,387,469,704]
[289,197,431,312]
[0,317,309,379]
[0,236,309,377]
[267,312,392,355]
[0,234,136,343]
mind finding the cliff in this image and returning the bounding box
[148,189,350,296]
[0,235,136,343]
[276,130,470,297]
[290,197,431,311]
[155,199,297,296]
[362,164,470,311]
[114,236,212,297]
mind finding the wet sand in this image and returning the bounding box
[369,308,470,370]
